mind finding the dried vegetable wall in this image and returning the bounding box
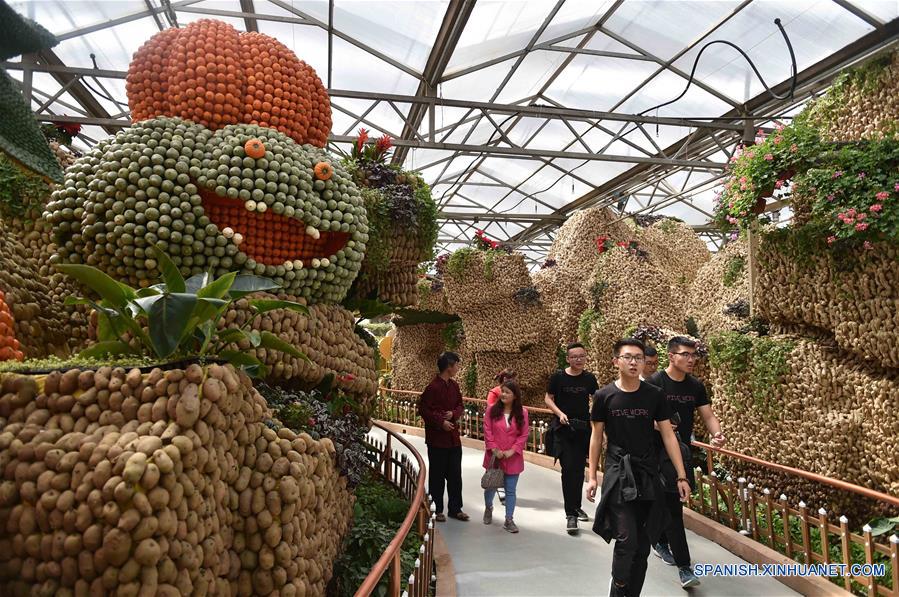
[687,239,750,338]
[0,364,352,596]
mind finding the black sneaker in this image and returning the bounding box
[652,542,676,566]
[566,515,578,535]
[576,507,589,522]
[679,566,700,588]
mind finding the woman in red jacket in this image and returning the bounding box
[483,380,529,533]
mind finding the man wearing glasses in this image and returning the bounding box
[545,342,599,535]
[648,336,726,589]
[587,338,690,597]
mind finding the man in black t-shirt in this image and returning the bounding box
[586,338,689,597]
[648,336,726,589]
[545,342,599,535]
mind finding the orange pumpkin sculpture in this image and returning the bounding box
[126,19,332,147]
[0,290,24,362]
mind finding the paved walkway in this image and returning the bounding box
[369,428,799,597]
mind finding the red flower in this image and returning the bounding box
[376,135,393,152]
[855,222,868,232]
[616,241,628,247]
[308,417,317,426]
[356,128,369,152]
[875,191,889,201]
[870,204,883,213]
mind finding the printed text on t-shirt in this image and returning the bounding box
[609,408,650,418]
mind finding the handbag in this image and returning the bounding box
[480,454,505,490]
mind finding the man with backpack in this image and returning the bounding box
[419,351,470,522]
[648,336,726,589]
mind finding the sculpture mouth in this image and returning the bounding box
[198,185,349,267]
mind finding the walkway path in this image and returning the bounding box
[369,428,799,597]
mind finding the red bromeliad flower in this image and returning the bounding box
[356,128,369,153]
[375,134,393,153]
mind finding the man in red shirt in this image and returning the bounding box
[419,351,470,522]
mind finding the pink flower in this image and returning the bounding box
[864,241,873,250]
[856,213,866,220]
[875,191,889,201]
[894,182,899,192]
[746,151,755,159]
[764,154,774,161]
[775,123,785,131]
[847,208,857,217]
[826,194,835,202]
[827,236,836,245]
[832,171,843,179]
[727,216,738,225]
[855,222,868,232]
[790,144,798,152]
[774,180,784,189]
[870,204,883,212]
[773,136,783,144]
[739,176,747,183]
[858,172,866,179]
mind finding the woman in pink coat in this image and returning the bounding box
[483,380,530,533]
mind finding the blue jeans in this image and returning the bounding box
[485,473,519,520]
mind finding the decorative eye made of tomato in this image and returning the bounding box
[314,161,333,181]
[244,138,266,159]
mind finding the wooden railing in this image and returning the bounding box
[377,387,899,596]
[357,421,436,597]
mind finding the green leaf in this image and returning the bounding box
[152,243,185,293]
[247,329,261,347]
[216,328,247,344]
[63,296,91,306]
[78,341,140,359]
[55,264,131,308]
[259,331,310,361]
[198,271,237,299]
[248,299,309,316]
[134,294,164,314]
[147,293,198,358]
[136,287,162,298]
[868,517,899,536]
[185,272,211,294]
[229,275,281,299]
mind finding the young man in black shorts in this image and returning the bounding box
[586,338,690,597]
[648,336,726,589]
[545,342,599,535]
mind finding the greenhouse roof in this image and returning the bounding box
[5,0,899,267]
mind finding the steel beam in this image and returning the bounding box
[239,0,259,32]
[55,0,202,42]
[34,50,119,135]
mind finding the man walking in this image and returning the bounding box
[648,336,726,589]
[587,338,690,597]
[545,342,598,535]
[419,351,470,522]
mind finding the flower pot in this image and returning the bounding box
[750,195,767,215]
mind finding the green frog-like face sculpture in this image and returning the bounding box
[45,117,368,302]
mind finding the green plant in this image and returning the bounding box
[330,471,420,597]
[512,286,541,307]
[685,316,700,338]
[723,255,746,287]
[555,344,567,369]
[708,332,795,418]
[441,320,464,351]
[0,154,51,222]
[463,361,477,397]
[577,308,602,347]
[445,247,476,278]
[58,244,309,376]
[589,280,608,307]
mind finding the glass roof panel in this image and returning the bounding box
[542,55,661,111]
[331,35,420,94]
[446,1,555,71]
[9,0,146,35]
[535,0,614,45]
[332,1,449,73]
[260,0,330,24]
[495,50,571,104]
[257,20,330,80]
[672,0,874,103]
[845,0,899,22]
[603,0,746,61]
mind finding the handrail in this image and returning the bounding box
[692,440,899,509]
[381,385,556,415]
[355,421,431,597]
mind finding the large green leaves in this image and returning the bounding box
[229,275,281,299]
[152,244,185,293]
[249,299,309,316]
[260,331,310,362]
[55,264,131,308]
[147,293,198,358]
